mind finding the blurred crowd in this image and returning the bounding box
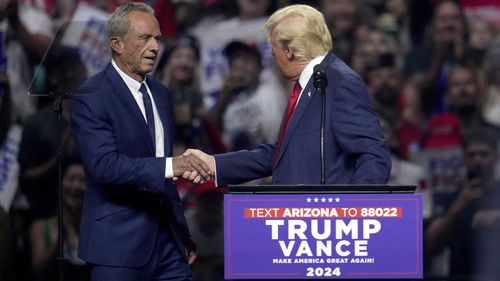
[0,0,499,280]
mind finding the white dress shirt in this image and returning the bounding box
[295,54,326,107]
[111,60,174,178]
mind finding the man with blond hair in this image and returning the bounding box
[186,4,390,185]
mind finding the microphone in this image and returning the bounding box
[313,64,328,184]
[313,64,328,91]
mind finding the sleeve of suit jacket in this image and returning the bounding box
[330,75,391,183]
[214,143,274,186]
[71,89,167,194]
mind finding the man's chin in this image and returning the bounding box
[140,66,155,75]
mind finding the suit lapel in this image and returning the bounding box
[275,52,337,167]
[275,79,314,166]
[105,65,156,155]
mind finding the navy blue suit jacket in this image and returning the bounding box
[71,63,192,267]
[215,52,391,184]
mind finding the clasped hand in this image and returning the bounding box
[172,149,215,183]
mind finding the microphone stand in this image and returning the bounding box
[313,65,328,184]
[52,91,72,281]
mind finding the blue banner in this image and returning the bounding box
[224,193,422,279]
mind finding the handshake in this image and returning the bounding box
[172,149,215,183]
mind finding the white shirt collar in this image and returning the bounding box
[297,54,327,90]
[111,59,146,93]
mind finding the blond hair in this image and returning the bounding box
[265,5,332,60]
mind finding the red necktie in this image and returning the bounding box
[273,81,301,167]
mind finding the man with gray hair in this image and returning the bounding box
[185,4,390,186]
[71,2,211,280]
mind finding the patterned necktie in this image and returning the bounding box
[139,83,155,148]
[273,81,301,167]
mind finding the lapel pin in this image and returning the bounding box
[307,90,312,97]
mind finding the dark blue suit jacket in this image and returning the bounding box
[71,63,192,267]
[215,52,391,184]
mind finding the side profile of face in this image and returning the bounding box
[112,10,162,81]
[269,29,307,81]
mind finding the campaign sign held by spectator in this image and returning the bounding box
[225,193,422,279]
[61,2,110,76]
[192,18,273,104]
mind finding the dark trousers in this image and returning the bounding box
[90,222,192,281]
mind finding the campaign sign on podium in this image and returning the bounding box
[224,193,422,279]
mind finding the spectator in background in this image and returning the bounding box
[0,0,53,120]
[155,35,206,148]
[18,46,86,220]
[425,127,500,280]
[321,0,375,63]
[444,65,500,136]
[379,0,412,55]
[191,0,278,103]
[29,158,89,281]
[168,0,203,35]
[366,53,402,121]
[395,79,425,160]
[467,19,494,67]
[365,51,425,160]
[405,0,468,116]
[208,40,285,152]
[351,28,399,79]
[481,41,500,128]
[422,64,500,150]
[378,112,425,188]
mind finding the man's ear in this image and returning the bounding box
[109,37,123,55]
[285,47,294,60]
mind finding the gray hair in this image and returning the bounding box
[107,2,155,38]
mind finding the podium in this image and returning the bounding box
[224,185,422,279]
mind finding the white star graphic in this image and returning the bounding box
[335,197,341,202]
[321,197,326,202]
[306,197,312,203]
[328,197,334,203]
[314,197,319,202]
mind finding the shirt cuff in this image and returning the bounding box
[213,156,219,187]
[165,157,173,178]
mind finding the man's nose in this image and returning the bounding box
[149,38,159,52]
